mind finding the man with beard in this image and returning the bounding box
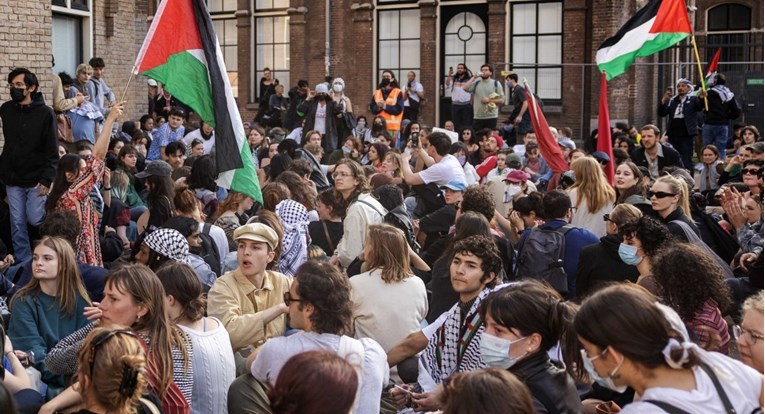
[658,79,703,170]
[370,70,405,144]
[464,64,505,132]
[630,124,683,179]
[446,63,474,132]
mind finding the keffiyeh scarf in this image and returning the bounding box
[275,199,310,277]
[421,288,491,384]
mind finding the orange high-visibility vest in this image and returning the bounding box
[374,87,404,131]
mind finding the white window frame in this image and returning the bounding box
[52,0,93,74]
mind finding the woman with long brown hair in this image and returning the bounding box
[8,236,91,399]
[350,224,427,355]
[568,156,615,236]
[43,264,193,413]
[329,159,385,269]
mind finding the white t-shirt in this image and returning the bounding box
[418,154,467,186]
[251,331,389,414]
[183,129,216,155]
[621,350,763,414]
[314,103,327,134]
[404,81,424,106]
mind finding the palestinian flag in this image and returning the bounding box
[597,0,692,81]
[134,0,261,202]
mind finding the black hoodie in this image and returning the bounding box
[575,233,640,299]
[0,92,58,187]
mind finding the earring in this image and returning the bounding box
[136,314,141,323]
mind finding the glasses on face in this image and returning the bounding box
[733,325,764,346]
[569,207,578,213]
[332,171,351,179]
[648,190,677,199]
[603,214,612,222]
[742,168,761,176]
[7,83,26,89]
[283,292,302,306]
[88,329,137,377]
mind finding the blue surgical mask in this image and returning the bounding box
[580,349,627,393]
[618,243,643,266]
[457,155,466,166]
[480,332,528,370]
[342,146,352,155]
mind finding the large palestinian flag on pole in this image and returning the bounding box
[134,0,262,202]
[597,0,692,81]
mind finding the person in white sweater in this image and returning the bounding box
[157,262,235,414]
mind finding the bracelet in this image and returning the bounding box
[103,187,111,191]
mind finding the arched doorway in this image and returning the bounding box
[440,6,488,126]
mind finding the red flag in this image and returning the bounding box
[524,83,568,173]
[706,48,721,77]
[597,71,615,185]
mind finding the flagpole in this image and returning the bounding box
[119,66,137,104]
[690,35,709,111]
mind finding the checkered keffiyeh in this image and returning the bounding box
[275,199,310,277]
[144,228,190,264]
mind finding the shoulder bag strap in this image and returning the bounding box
[321,221,335,253]
[139,397,162,414]
[643,400,692,414]
[354,198,386,218]
[699,363,737,414]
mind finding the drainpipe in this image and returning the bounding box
[325,0,331,78]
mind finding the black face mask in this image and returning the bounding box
[380,78,390,88]
[10,87,26,103]
[189,245,202,256]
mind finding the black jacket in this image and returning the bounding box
[663,208,700,242]
[510,351,584,414]
[297,99,342,155]
[658,95,703,136]
[576,234,640,299]
[630,145,683,176]
[0,92,58,187]
[283,86,307,130]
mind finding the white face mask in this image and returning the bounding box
[333,84,343,93]
[480,332,528,370]
[580,348,627,393]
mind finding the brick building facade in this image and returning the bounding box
[0,0,762,147]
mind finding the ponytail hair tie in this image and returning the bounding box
[662,338,692,369]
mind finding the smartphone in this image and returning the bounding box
[410,131,419,147]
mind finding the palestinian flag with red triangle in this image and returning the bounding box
[134,0,261,202]
[597,0,692,81]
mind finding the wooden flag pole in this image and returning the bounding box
[119,68,137,104]
[690,35,709,111]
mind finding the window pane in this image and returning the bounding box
[537,68,561,99]
[71,0,88,11]
[273,0,289,9]
[729,5,751,30]
[464,12,485,33]
[538,36,561,64]
[538,2,562,33]
[227,72,238,98]
[444,34,461,55]
[400,10,420,39]
[465,56,484,74]
[707,6,727,31]
[224,45,237,70]
[379,40,399,68]
[273,44,288,70]
[274,71,289,90]
[256,45,273,69]
[466,33,486,55]
[274,16,288,42]
[223,0,236,11]
[400,40,420,67]
[52,14,82,75]
[224,20,237,44]
[445,12,463,34]
[53,0,66,6]
[512,37,535,64]
[513,3,536,35]
[379,11,398,40]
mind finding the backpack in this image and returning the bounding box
[727,97,742,120]
[200,223,222,277]
[384,206,421,254]
[516,225,573,295]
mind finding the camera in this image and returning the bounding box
[410,132,419,147]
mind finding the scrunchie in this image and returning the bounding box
[662,338,694,369]
[119,362,140,397]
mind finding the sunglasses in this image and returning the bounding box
[742,168,761,176]
[283,292,302,306]
[88,329,137,377]
[648,190,677,199]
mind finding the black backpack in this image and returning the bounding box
[384,206,421,254]
[516,225,573,296]
[199,223,222,277]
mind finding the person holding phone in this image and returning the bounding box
[446,64,474,132]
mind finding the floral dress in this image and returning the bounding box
[56,156,104,266]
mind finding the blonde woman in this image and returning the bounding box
[567,157,615,236]
[650,175,699,242]
[8,236,91,399]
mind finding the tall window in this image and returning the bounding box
[208,0,238,97]
[443,11,486,99]
[52,0,92,76]
[706,4,752,65]
[378,9,420,86]
[253,2,289,101]
[510,1,562,102]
